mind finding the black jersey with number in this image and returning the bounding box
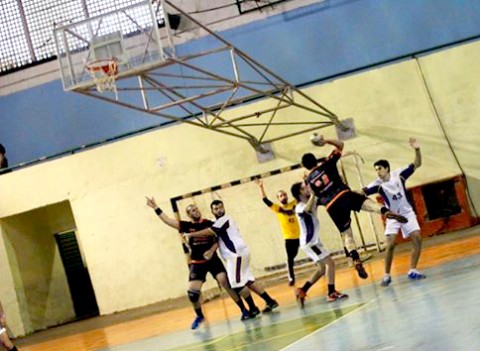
[179,219,217,262]
[305,149,350,206]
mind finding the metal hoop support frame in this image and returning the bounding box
[86,58,119,97]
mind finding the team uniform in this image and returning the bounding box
[262,198,300,282]
[305,149,367,232]
[364,164,420,238]
[295,201,330,262]
[179,219,227,282]
[210,215,255,288]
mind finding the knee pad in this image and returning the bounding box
[187,290,201,303]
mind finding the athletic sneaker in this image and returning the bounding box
[381,276,392,287]
[295,287,307,308]
[191,316,204,330]
[241,310,254,321]
[355,262,368,279]
[327,291,349,302]
[407,271,426,280]
[262,300,279,313]
[385,211,408,223]
[249,307,261,317]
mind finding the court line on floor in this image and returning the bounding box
[278,298,377,351]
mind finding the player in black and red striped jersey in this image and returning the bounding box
[146,197,253,330]
[302,135,407,280]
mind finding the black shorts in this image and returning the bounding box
[188,254,227,282]
[326,191,367,232]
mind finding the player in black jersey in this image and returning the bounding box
[302,135,407,280]
[146,197,252,329]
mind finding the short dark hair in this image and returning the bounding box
[0,143,5,155]
[290,182,303,202]
[374,159,390,171]
[210,199,223,210]
[301,153,318,170]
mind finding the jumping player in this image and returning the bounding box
[291,182,348,306]
[185,200,279,314]
[302,135,407,280]
[146,197,252,329]
[363,138,426,286]
[255,178,300,286]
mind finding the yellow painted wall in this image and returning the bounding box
[1,41,479,336]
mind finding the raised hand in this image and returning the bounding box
[145,196,158,209]
[254,178,263,187]
[409,137,420,150]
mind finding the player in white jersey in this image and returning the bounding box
[291,182,348,306]
[185,200,279,314]
[363,138,426,286]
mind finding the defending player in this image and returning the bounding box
[185,200,279,314]
[146,197,252,329]
[291,182,348,306]
[363,138,426,286]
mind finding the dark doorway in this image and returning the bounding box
[54,231,99,319]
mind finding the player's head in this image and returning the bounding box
[210,200,225,219]
[0,143,5,156]
[291,182,310,202]
[185,204,201,221]
[276,190,289,205]
[374,159,390,179]
[301,153,318,170]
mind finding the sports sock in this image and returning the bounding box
[194,307,204,318]
[235,298,248,312]
[327,284,335,295]
[244,295,258,311]
[302,281,313,293]
[260,291,275,304]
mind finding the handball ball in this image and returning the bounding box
[310,133,326,146]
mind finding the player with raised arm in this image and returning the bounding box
[185,200,279,314]
[302,135,407,280]
[146,197,253,330]
[363,138,426,286]
[255,178,300,286]
[291,182,348,307]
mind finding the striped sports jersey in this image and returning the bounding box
[295,201,320,247]
[364,164,415,215]
[211,215,249,259]
[265,200,300,239]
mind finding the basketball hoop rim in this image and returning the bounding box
[86,58,118,74]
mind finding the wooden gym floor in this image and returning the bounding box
[14,226,480,351]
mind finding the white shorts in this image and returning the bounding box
[225,253,256,289]
[385,211,420,238]
[301,241,330,263]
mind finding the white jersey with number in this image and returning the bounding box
[211,215,249,260]
[364,164,416,215]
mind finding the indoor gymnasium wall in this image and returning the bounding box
[2,40,479,336]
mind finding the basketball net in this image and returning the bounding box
[86,58,119,99]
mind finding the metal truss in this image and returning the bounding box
[73,0,346,152]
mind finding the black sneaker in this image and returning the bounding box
[249,307,261,317]
[262,300,279,313]
[241,310,254,321]
[355,262,368,279]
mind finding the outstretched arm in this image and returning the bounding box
[184,227,216,241]
[304,192,317,213]
[145,196,180,229]
[409,138,422,169]
[255,178,274,207]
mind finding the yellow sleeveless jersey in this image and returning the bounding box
[269,201,300,240]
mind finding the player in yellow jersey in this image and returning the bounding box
[255,179,300,286]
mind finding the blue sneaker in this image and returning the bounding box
[191,316,204,330]
[380,276,392,287]
[407,271,426,280]
[240,310,254,321]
